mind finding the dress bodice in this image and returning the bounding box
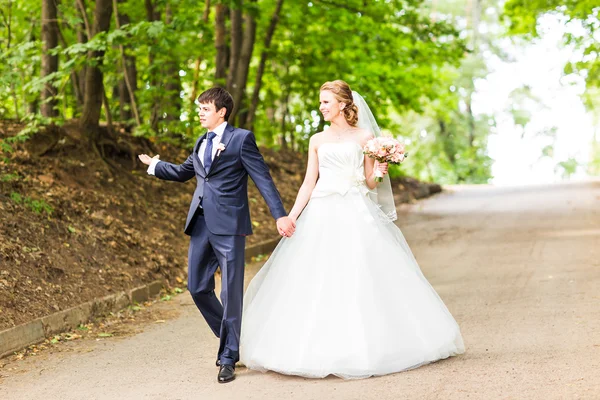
[311,142,367,198]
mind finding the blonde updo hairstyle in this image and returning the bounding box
[320,80,359,127]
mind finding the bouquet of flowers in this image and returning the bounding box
[363,137,408,182]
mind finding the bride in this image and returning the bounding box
[240,80,464,379]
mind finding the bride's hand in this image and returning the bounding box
[277,216,296,237]
[375,161,389,175]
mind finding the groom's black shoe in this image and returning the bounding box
[218,364,235,384]
[215,359,220,367]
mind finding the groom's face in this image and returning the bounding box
[198,102,226,130]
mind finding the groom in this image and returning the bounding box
[138,87,295,383]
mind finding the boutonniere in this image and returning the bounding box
[216,143,226,156]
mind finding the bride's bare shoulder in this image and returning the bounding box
[309,131,327,147]
[355,128,374,146]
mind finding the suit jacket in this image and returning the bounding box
[155,123,287,236]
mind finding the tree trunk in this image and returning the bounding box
[466,0,481,147]
[202,0,211,21]
[10,83,21,119]
[230,1,257,125]
[226,1,242,93]
[120,54,138,122]
[2,1,22,117]
[41,0,59,118]
[117,1,131,121]
[145,0,161,131]
[1,0,13,51]
[187,0,211,136]
[214,3,228,84]
[26,20,38,115]
[189,0,211,106]
[246,0,284,130]
[113,0,140,125]
[466,95,475,147]
[164,1,182,122]
[279,93,290,149]
[438,119,456,166]
[80,0,113,139]
[75,0,88,101]
[55,15,85,110]
[190,57,202,107]
[470,0,481,50]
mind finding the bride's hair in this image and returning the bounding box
[320,80,359,127]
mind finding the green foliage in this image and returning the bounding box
[504,0,600,179]
[504,0,600,99]
[388,164,408,179]
[10,191,21,203]
[0,139,14,154]
[0,41,42,119]
[555,157,579,179]
[588,137,600,176]
[0,0,489,182]
[9,191,54,215]
[385,0,504,184]
[19,114,56,137]
[1,173,19,182]
[582,87,600,177]
[251,0,466,146]
[25,198,54,215]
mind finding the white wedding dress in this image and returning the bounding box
[240,142,464,379]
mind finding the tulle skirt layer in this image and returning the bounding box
[240,188,464,379]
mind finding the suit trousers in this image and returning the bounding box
[187,208,246,366]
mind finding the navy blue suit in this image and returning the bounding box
[154,123,286,366]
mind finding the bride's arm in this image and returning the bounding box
[288,137,320,222]
[363,133,388,190]
[364,156,377,190]
[365,157,388,190]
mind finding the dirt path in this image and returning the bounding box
[1,181,599,399]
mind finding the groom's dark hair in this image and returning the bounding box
[197,87,234,121]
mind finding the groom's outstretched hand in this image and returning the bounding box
[276,217,296,237]
[138,154,160,166]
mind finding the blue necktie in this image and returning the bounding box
[204,131,217,172]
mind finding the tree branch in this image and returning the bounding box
[0,0,13,50]
[247,0,284,129]
[112,0,141,126]
[202,0,211,22]
[76,0,92,37]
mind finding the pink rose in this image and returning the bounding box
[368,141,378,153]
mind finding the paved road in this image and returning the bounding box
[1,181,599,399]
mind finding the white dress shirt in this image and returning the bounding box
[147,121,228,175]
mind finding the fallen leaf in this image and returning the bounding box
[37,175,54,184]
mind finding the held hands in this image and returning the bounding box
[138,154,160,166]
[276,216,296,238]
